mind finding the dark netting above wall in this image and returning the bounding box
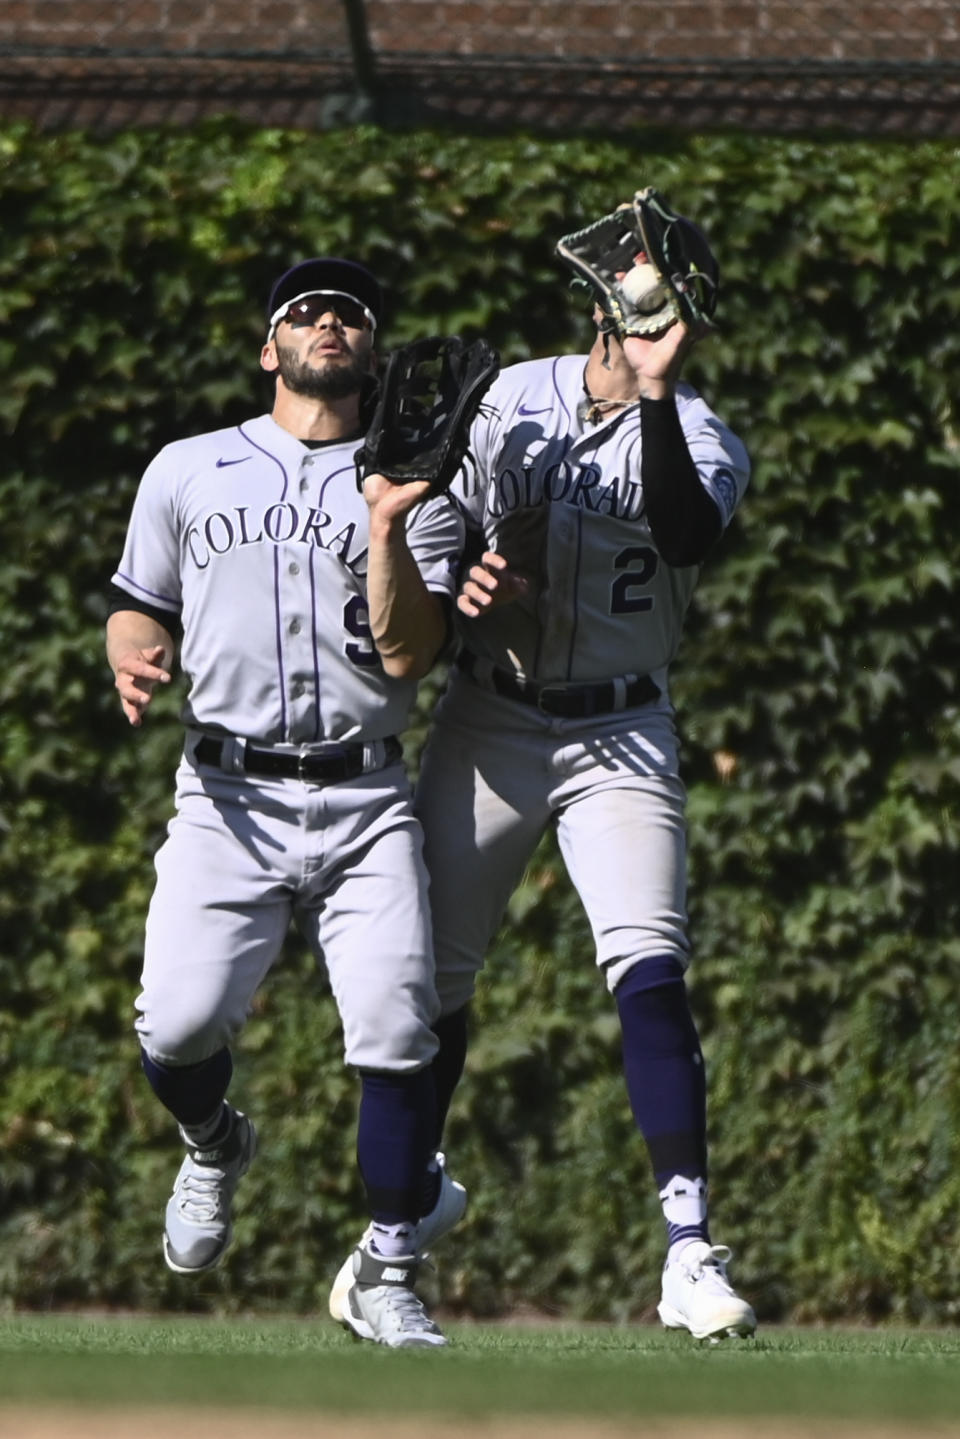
[2,0,959,134]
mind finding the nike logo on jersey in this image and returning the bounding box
[517,403,553,416]
[216,456,251,467]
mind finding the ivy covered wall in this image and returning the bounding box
[1,123,959,1322]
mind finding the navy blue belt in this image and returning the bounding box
[194,734,402,782]
[456,651,659,718]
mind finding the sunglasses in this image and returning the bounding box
[270,290,376,338]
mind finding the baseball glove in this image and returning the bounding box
[556,187,719,338]
[355,335,500,496]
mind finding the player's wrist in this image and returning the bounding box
[636,378,675,402]
[367,507,410,544]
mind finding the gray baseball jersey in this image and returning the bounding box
[112,413,463,744]
[115,411,463,1072]
[417,352,750,1009]
[452,353,749,695]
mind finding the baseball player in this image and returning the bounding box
[333,202,757,1340]
[106,257,466,1348]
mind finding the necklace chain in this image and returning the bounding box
[582,381,638,425]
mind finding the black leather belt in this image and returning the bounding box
[456,651,659,718]
[193,734,402,782]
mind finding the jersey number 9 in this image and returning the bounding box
[343,594,378,668]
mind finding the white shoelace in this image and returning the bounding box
[177,1165,229,1223]
[380,1284,438,1333]
[684,1244,735,1290]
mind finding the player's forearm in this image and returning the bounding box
[365,521,449,680]
[640,396,722,567]
[106,609,175,676]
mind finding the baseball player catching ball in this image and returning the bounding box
[106,257,467,1348]
[330,191,758,1341]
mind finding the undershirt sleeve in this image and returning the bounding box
[640,395,723,567]
[107,583,183,639]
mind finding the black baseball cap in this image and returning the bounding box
[266,258,383,337]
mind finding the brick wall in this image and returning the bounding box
[5,0,960,62]
[0,0,344,52]
[3,0,959,131]
[363,0,960,64]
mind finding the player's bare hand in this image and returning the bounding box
[623,320,709,396]
[362,472,432,527]
[113,645,171,727]
[458,551,530,618]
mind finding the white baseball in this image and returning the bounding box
[619,263,661,303]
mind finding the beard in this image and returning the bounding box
[275,343,370,400]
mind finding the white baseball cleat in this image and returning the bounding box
[328,1152,467,1323]
[341,1243,447,1348]
[163,1108,257,1273]
[657,1242,757,1341]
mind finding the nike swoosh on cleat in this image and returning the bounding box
[216,457,251,467]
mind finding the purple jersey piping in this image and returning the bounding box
[237,421,291,737]
[309,559,322,741]
[564,420,614,678]
[312,461,357,742]
[532,358,575,677]
[565,509,585,679]
[113,573,180,609]
[551,355,575,427]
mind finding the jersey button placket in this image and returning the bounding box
[283,608,313,738]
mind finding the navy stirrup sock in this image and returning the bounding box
[140,1046,233,1132]
[357,1067,437,1225]
[615,957,710,1252]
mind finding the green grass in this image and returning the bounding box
[1,1316,960,1423]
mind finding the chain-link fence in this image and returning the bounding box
[3,1,960,133]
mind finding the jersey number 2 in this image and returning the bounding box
[610,545,658,614]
